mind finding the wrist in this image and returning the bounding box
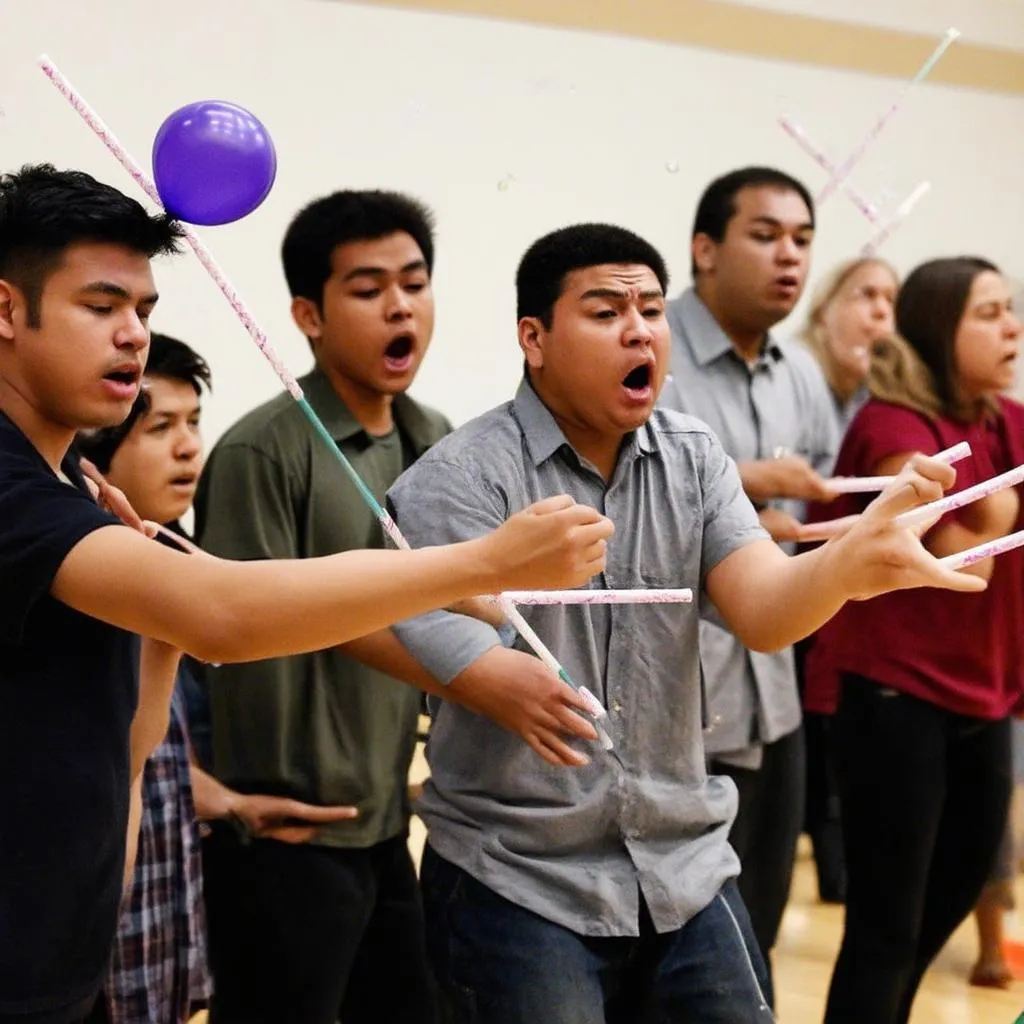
[459,535,504,596]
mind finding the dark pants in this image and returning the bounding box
[824,674,1012,1024]
[804,711,846,902]
[420,846,772,1024]
[203,826,439,1024]
[710,724,805,983]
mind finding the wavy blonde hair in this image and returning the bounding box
[801,256,899,366]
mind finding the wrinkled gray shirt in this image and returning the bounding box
[660,289,838,766]
[388,379,767,936]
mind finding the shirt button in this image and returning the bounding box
[612,700,623,714]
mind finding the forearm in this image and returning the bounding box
[710,540,849,653]
[189,763,238,822]
[130,639,181,780]
[124,775,143,890]
[56,527,506,665]
[339,630,454,703]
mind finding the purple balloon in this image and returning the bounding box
[152,100,277,226]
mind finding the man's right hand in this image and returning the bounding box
[479,495,614,592]
[740,455,835,504]
[448,645,599,767]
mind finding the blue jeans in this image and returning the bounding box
[421,846,773,1024]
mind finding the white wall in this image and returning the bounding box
[2,0,1023,439]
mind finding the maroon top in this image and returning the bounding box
[803,397,1024,719]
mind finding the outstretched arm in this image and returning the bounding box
[52,494,613,665]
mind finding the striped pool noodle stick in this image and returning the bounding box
[38,55,614,739]
[940,528,1024,571]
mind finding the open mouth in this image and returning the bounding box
[102,366,141,398]
[384,335,415,372]
[104,369,139,385]
[622,363,652,396]
[170,473,197,488]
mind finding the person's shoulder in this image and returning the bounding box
[209,390,305,458]
[647,409,729,469]
[852,397,933,432]
[397,401,520,476]
[396,394,454,444]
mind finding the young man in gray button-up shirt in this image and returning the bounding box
[659,167,840,983]
[385,223,980,1024]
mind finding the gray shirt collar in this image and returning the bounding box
[511,377,656,470]
[669,288,783,368]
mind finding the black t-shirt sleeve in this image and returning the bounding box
[0,462,119,644]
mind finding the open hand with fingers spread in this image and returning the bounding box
[822,453,988,600]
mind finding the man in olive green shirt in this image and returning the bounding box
[194,190,450,1024]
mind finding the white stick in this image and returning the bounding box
[860,181,932,257]
[824,441,971,494]
[896,462,1024,530]
[941,528,1024,570]
[504,589,693,605]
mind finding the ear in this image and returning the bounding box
[290,296,323,344]
[692,234,717,277]
[0,279,17,341]
[518,317,546,371]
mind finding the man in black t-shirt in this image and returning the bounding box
[0,163,615,1024]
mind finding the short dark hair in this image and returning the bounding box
[896,256,1000,416]
[281,190,435,307]
[0,163,183,327]
[516,223,670,327]
[76,332,211,472]
[690,166,815,277]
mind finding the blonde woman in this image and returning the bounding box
[802,257,899,435]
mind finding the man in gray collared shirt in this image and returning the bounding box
[659,167,839,980]
[384,223,968,1024]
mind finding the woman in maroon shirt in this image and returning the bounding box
[807,257,1024,1024]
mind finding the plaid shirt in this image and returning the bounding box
[103,681,210,1023]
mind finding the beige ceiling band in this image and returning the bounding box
[355,0,1024,95]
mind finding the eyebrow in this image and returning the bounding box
[749,216,815,232]
[580,287,664,301]
[341,260,428,282]
[79,281,160,304]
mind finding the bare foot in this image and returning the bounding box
[970,960,1014,989]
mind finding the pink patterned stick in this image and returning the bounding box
[825,440,970,495]
[896,462,1024,530]
[504,589,693,605]
[860,181,931,257]
[816,28,960,205]
[778,117,880,223]
[799,442,972,540]
[941,529,1024,570]
[38,55,303,399]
